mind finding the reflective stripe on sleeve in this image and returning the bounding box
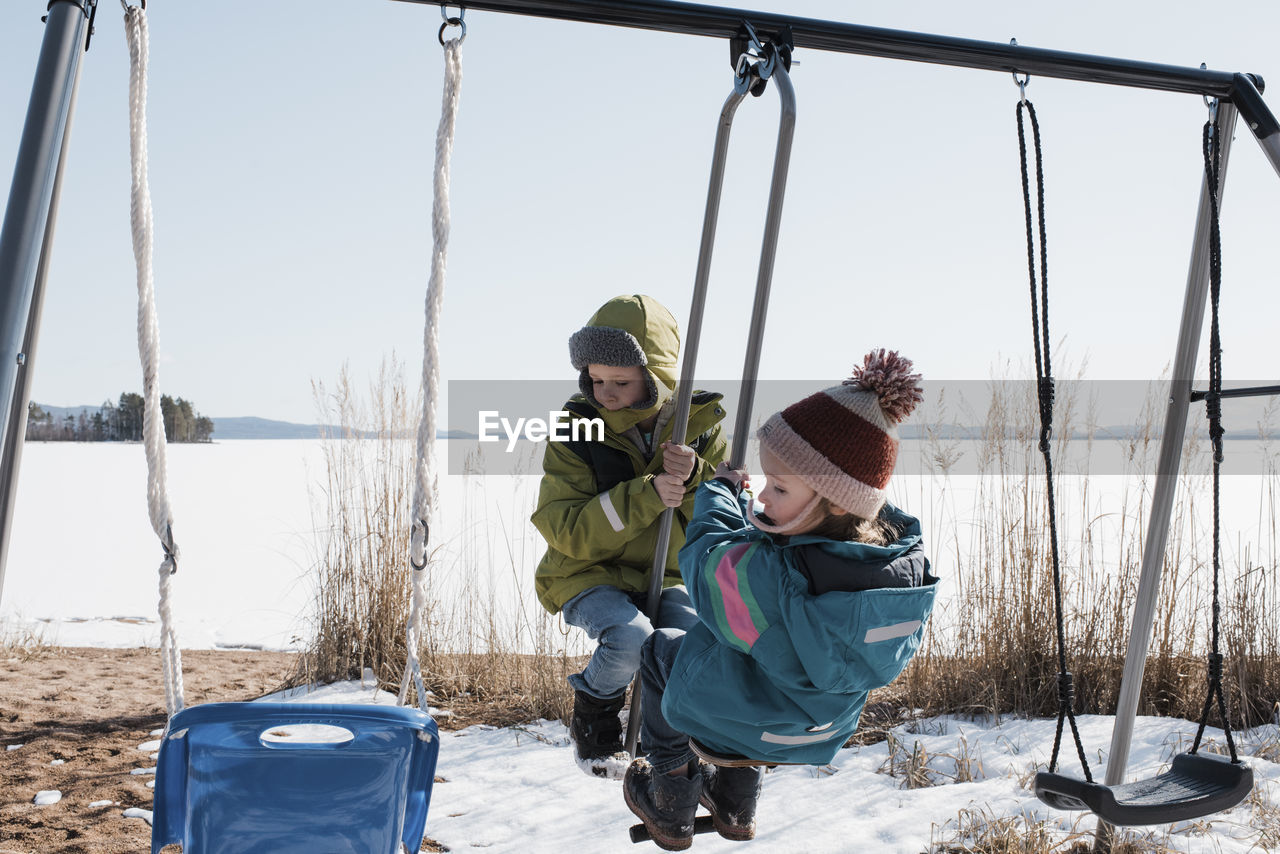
[599,491,625,533]
[864,620,922,644]
[761,729,840,746]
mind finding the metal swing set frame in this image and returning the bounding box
[2,0,1278,845]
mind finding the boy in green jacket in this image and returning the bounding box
[532,294,727,778]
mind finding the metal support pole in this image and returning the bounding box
[625,53,796,756]
[624,87,744,756]
[641,86,746,616]
[1094,101,1238,852]
[0,1,92,604]
[729,62,795,469]
[1252,132,1280,179]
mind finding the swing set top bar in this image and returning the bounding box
[397,0,1277,137]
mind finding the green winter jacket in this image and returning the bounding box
[532,295,728,613]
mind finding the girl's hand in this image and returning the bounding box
[653,473,686,508]
[714,461,750,491]
[660,442,696,482]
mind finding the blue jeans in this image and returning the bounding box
[639,628,695,774]
[561,584,698,701]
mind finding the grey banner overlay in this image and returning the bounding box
[446,379,1280,476]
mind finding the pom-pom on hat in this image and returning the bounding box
[756,349,923,521]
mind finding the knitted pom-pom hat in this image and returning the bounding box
[756,349,923,521]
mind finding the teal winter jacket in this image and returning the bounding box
[662,479,938,765]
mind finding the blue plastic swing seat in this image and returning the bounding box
[151,702,440,854]
[1034,751,1253,826]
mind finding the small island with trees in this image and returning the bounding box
[26,393,214,442]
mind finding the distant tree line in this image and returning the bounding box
[25,393,214,443]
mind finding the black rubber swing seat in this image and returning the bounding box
[1034,751,1253,826]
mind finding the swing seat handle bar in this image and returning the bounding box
[624,42,796,757]
[644,42,796,618]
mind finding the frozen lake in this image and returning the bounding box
[1,437,1275,651]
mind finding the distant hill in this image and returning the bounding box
[211,418,477,440]
[210,417,329,440]
[30,405,475,441]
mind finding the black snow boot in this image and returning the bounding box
[623,758,703,851]
[699,763,763,841]
[570,689,629,779]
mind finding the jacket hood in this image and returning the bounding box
[571,294,681,432]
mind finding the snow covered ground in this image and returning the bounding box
[425,714,1279,853]
[81,675,1280,853]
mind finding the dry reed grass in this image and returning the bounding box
[899,372,1280,730]
[296,363,1279,730]
[927,806,1185,853]
[293,361,580,722]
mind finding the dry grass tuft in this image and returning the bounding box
[0,622,51,662]
[292,361,420,695]
[928,808,1189,853]
[929,808,1086,853]
[294,360,580,723]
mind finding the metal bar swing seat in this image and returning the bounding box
[628,24,797,847]
[1013,85,1253,828]
[623,20,796,757]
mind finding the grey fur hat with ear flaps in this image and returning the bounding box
[568,325,658,410]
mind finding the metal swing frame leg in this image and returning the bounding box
[0,1,92,604]
[623,54,796,757]
[1093,101,1238,851]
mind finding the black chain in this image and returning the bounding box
[1190,111,1239,763]
[1016,98,1092,782]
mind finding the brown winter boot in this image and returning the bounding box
[623,758,703,851]
[699,762,763,841]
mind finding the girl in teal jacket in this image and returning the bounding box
[624,350,938,851]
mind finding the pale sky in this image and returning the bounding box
[2,0,1278,425]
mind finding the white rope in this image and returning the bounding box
[125,4,184,716]
[401,35,464,711]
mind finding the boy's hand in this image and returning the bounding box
[714,461,750,492]
[653,473,686,508]
[660,442,696,482]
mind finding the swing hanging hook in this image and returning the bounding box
[732,20,788,97]
[410,518,430,570]
[1202,72,1219,139]
[741,19,765,54]
[161,522,178,574]
[733,20,766,89]
[438,4,466,47]
[120,0,145,11]
[1010,39,1030,104]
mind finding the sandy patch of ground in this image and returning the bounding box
[0,646,457,853]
